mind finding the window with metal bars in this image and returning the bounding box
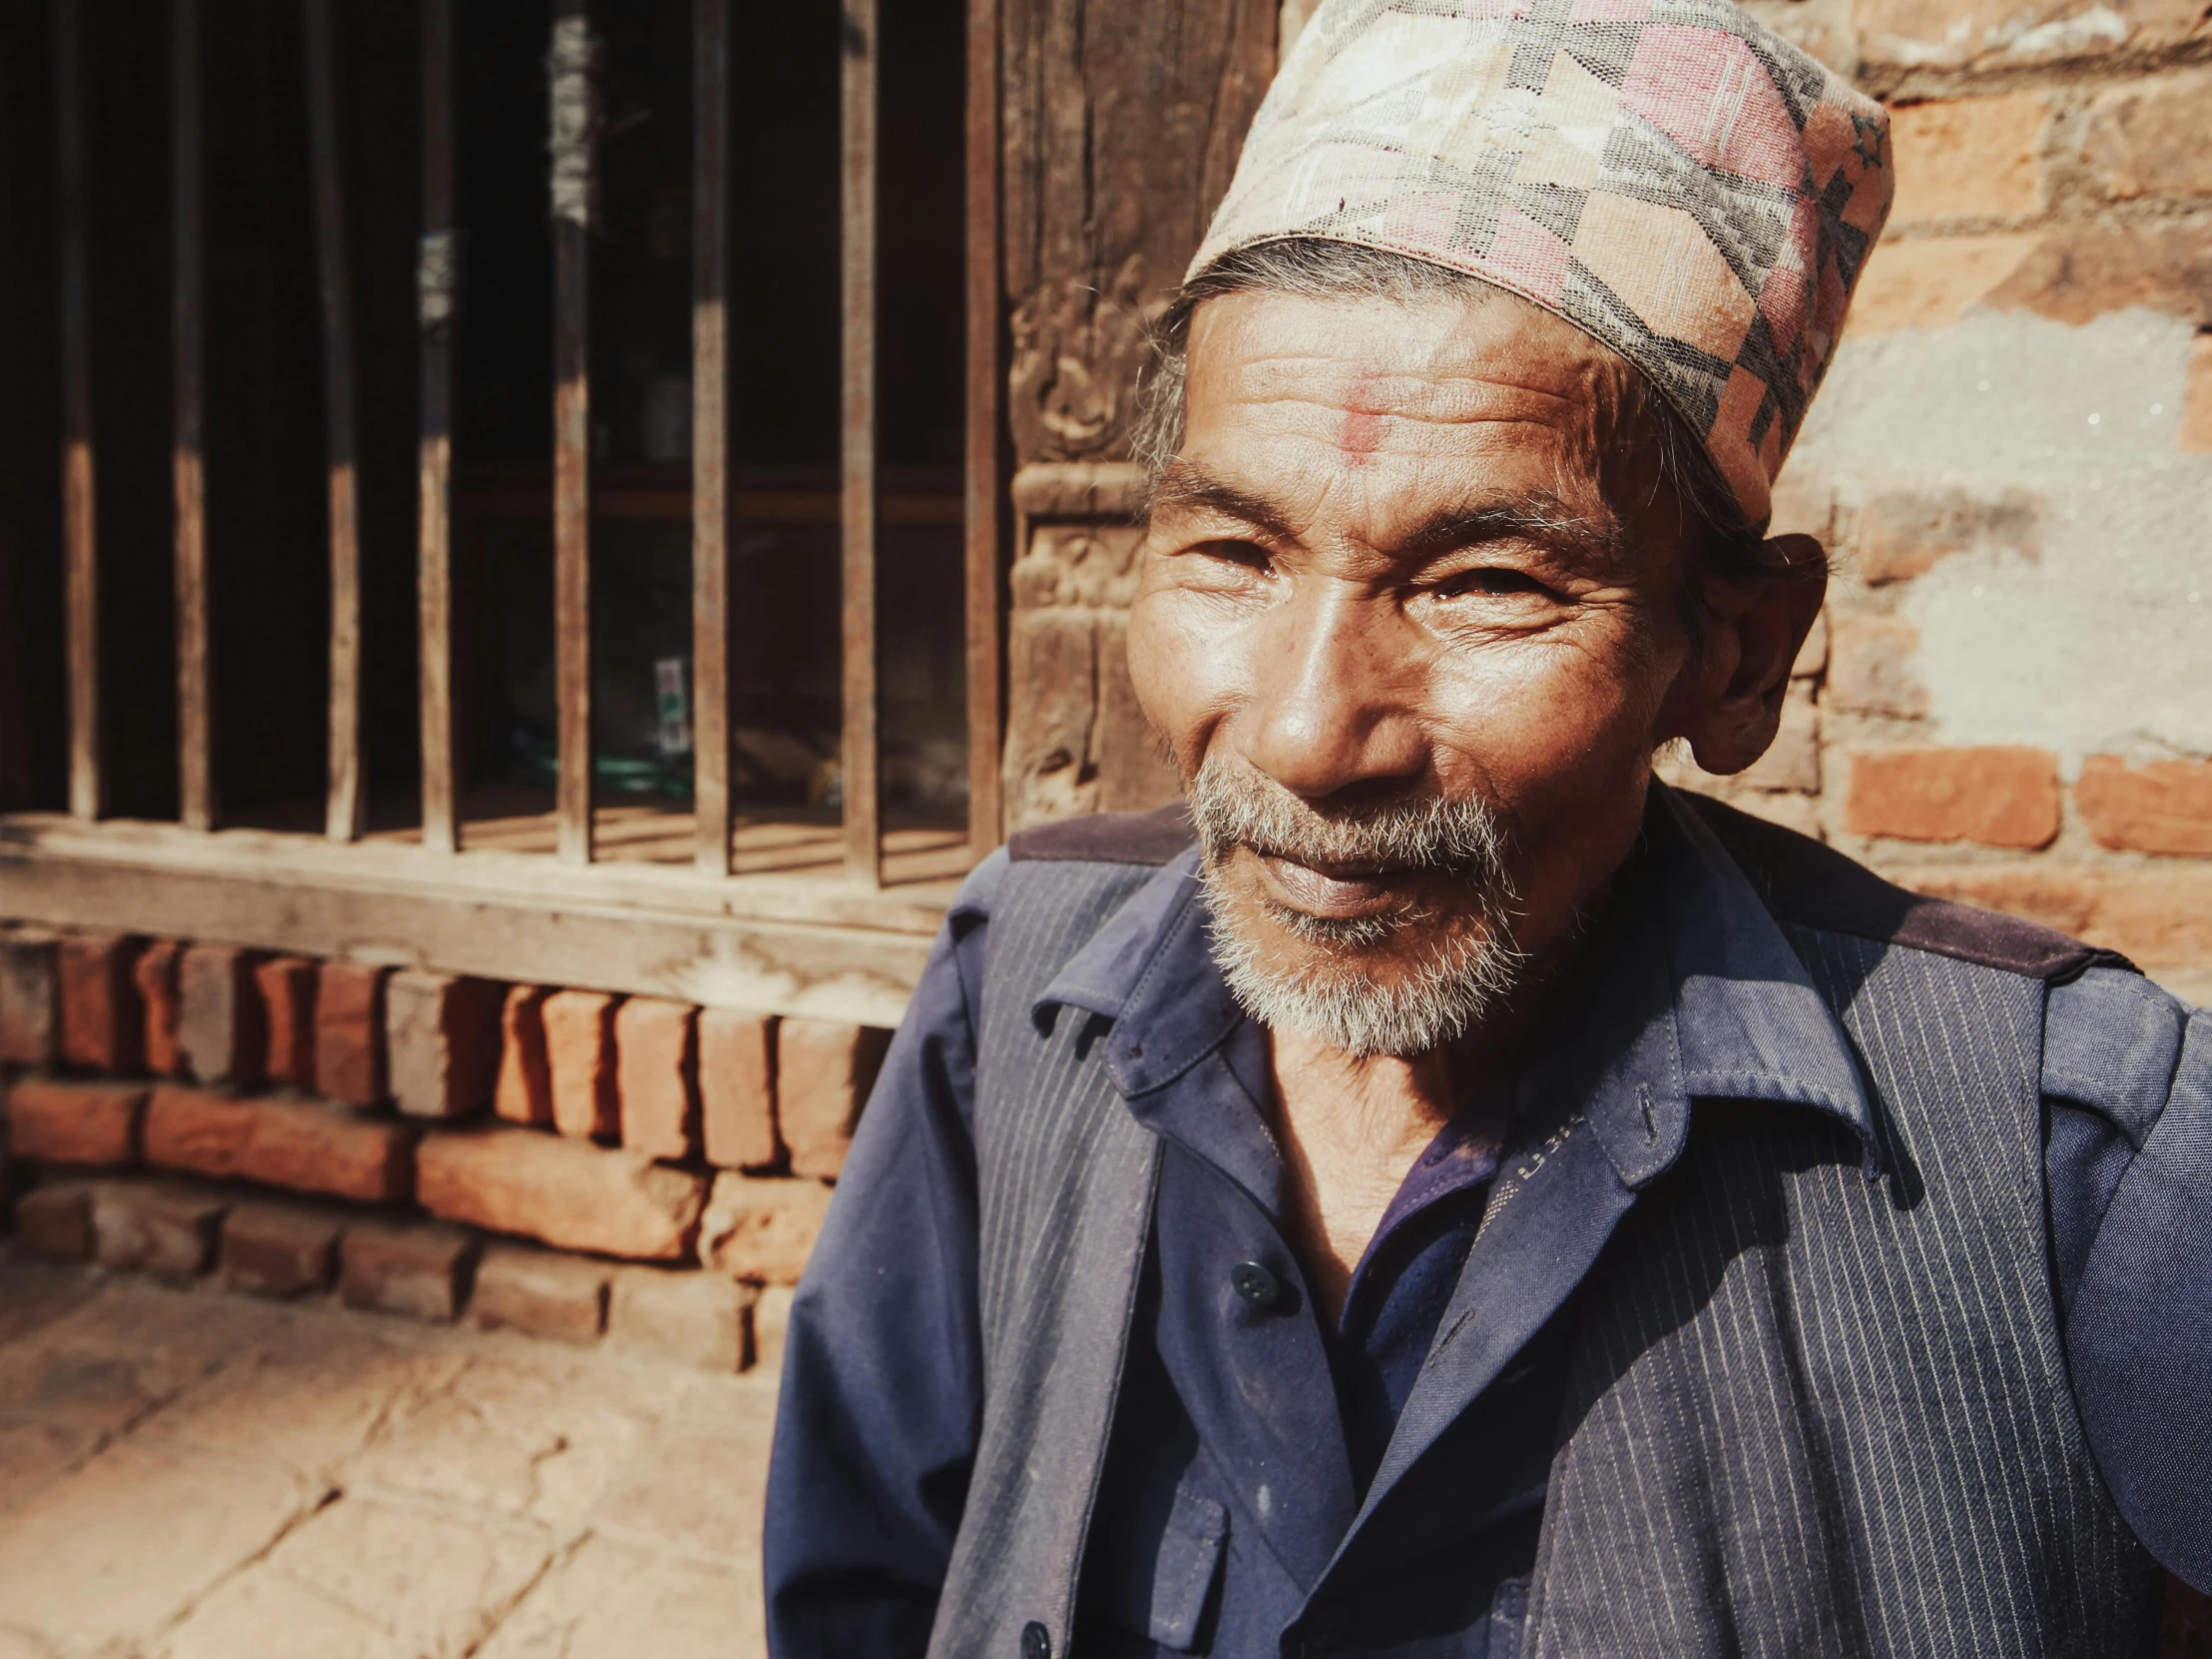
[0,0,1004,893]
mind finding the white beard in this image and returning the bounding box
[1186,759,1527,1059]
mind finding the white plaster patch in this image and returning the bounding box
[1788,309,2212,765]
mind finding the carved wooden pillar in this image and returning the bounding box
[996,0,1276,829]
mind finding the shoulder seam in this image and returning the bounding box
[1006,803,1195,867]
[1680,791,2134,984]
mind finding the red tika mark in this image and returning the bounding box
[1340,403,1384,462]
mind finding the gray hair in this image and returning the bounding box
[1132,238,1789,583]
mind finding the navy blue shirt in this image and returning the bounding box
[766,792,2212,1656]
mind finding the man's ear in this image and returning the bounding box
[1677,533,1828,777]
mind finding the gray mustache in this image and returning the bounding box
[1185,759,1517,890]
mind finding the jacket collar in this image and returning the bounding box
[1651,785,1880,1174]
[1033,847,1251,1101]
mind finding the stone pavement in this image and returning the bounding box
[0,1250,773,1658]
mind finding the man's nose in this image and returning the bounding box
[1235,582,1427,800]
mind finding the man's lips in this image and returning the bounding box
[1252,849,1422,918]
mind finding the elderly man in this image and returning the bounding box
[766,2,2211,1654]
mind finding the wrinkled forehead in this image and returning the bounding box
[1179,284,1663,521]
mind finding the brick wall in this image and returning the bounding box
[0,926,889,1373]
[1655,0,2212,1006]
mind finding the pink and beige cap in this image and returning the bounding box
[1191,0,1896,528]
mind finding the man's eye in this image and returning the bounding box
[1195,539,1274,575]
[1436,567,1545,599]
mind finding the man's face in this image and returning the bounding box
[1128,284,1709,1056]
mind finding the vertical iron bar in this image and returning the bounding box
[303,0,364,842]
[962,0,1004,857]
[418,0,458,851]
[550,0,595,866]
[54,0,101,822]
[174,0,214,831]
[692,0,732,875]
[838,0,880,885]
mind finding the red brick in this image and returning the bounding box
[699,1008,780,1170]
[386,971,503,1120]
[89,1178,227,1277]
[1853,220,2212,338]
[700,1173,833,1285]
[776,1019,889,1180]
[543,989,621,1141]
[221,1199,343,1298]
[415,1123,706,1262]
[254,956,317,1088]
[315,962,391,1107]
[2183,333,2212,456]
[1846,235,2040,336]
[469,1242,608,1344]
[339,1218,480,1323]
[494,985,554,1128]
[58,934,145,1074]
[1888,862,2212,970]
[608,1266,754,1373]
[0,930,60,1067]
[1983,224,2212,328]
[5,1078,146,1166]
[180,945,266,1089]
[1846,746,2061,848]
[13,1183,93,1260]
[134,940,186,1076]
[1827,619,1929,719]
[143,1083,417,1203]
[2083,68,2212,201]
[2075,756,2212,856]
[1888,94,2047,226]
[614,997,699,1161]
[1852,486,2044,586]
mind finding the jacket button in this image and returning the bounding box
[1020,1620,1052,1659]
[1231,1260,1282,1311]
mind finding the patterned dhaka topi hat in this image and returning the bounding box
[1191,0,1897,529]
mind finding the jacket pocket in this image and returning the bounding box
[1484,1575,1529,1659]
[1145,1486,1229,1651]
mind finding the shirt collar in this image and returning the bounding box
[1029,784,1878,1173]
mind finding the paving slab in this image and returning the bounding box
[343,1351,693,1532]
[592,1374,777,1564]
[0,1318,224,1435]
[475,1533,759,1659]
[0,1439,314,1651]
[0,1420,101,1514]
[0,1261,100,1347]
[155,1565,407,1659]
[137,1330,466,1481]
[0,1270,306,1438]
[0,1254,775,1658]
[173,1494,554,1659]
